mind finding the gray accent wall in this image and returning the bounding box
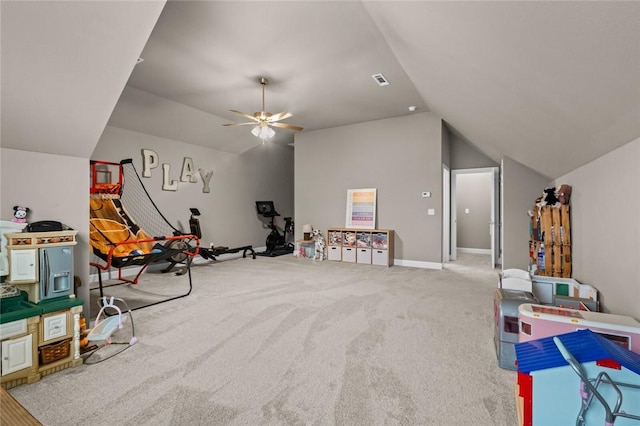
[554,137,640,318]
[450,132,498,170]
[501,156,550,271]
[93,126,294,250]
[295,112,444,265]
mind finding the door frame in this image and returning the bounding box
[442,165,450,263]
[450,167,500,266]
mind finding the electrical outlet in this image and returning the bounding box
[421,192,431,198]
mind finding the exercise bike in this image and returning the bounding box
[255,201,294,257]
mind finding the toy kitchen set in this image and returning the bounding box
[0,220,83,390]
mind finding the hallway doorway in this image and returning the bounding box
[450,167,500,268]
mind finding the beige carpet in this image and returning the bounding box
[10,253,518,425]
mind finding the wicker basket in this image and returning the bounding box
[39,339,71,364]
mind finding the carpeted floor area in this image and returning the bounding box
[9,253,518,425]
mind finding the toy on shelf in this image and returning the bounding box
[12,206,30,223]
[342,231,356,247]
[371,232,388,249]
[328,230,341,246]
[356,232,371,248]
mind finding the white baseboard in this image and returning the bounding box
[393,259,443,270]
[457,248,491,255]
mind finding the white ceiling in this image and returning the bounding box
[3,1,639,180]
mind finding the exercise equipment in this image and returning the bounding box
[255,201,294,257]
[163,208,256,272]
[89,159,200,311]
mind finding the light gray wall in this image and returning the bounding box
[295,112,443,265]
[93,126,294,250]
[554,137,639,318]
[501,156,550,270]
[450,133,499,170]
[0,148,91,317]
[1,0,165,158]
[456,172,492,249]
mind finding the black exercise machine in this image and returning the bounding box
[163,208,255,273]
[255,201,294,257]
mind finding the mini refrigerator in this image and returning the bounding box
[39,246,74,301]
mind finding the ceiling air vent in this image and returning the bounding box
[372,73,389,86]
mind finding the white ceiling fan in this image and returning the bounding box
[223,77,303,140]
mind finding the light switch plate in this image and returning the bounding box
[428,209,435,216]
[421,192,431,198]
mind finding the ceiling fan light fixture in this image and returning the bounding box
[224,76,302,138]
[252,124,275,140]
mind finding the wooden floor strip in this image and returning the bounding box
[1,387,42,425]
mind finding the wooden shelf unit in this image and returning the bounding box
[326,228,394,266]
[529,205,571,278]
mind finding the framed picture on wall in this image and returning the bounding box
[345,188,376,229]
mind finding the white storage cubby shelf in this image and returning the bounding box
[326,228,394,266]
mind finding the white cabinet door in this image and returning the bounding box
[1,334,33,375]
[10,249,37,282]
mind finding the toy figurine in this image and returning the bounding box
[12,206,30,223]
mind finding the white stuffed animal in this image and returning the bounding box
[312,229,326,261]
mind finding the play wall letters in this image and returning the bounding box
[141,149,213,193]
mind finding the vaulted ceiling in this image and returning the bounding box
[2,1,639,180]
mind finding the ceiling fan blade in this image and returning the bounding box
[223,122,257,127]
[270,122,303,132]
[268,111,292,122]
[229,109,260,122]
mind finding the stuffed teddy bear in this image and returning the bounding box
[12,206,30,223]
[557,184,572,205]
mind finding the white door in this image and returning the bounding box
[10,249,37,282]
[490,167,500,268]
[1,334,33,375]
[442,165,450,263]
